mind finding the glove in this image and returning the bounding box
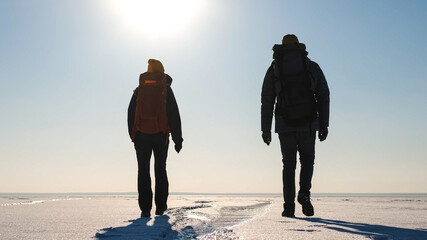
[262,131,271,146]
[175,143,182,153]
[318,128,328,142]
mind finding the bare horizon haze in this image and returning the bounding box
[1,0,426,194]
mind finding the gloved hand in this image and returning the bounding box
[262,131,271,146]
[175,143,182,153]
[318,128,328,142]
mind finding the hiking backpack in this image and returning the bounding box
[273,46,318,126]
[131,72,169,139]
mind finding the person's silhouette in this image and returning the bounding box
[261,34,330,217]
[128,59,183,217]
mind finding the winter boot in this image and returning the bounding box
[155,205,167,216]
[282,202,295,217]
[141,211,151,218]
[297,194,314,216]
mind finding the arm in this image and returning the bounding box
[311,61,330,129]
[127,89,137,139]
[261,62,276,133]
[166,86,183,146]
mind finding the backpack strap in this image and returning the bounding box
[133,87,139,96]
[271,59,288,106]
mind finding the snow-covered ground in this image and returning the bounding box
[0,194,426,239]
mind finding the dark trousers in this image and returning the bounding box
[134,132,169,212]
[279,131,315,203]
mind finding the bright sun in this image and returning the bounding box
[110,0,205,36]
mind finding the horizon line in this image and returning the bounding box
[0,192,426,196]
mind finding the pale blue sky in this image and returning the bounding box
[0,0,426,193]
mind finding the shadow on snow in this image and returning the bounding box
[298,217,427,240]
[94,215,196,240]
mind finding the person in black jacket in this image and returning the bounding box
[261,34,330,217]
[128,60,183,218]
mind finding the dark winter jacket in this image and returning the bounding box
[261,43,330,133]
[128,74,183,145]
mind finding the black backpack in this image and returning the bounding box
[273,44,318,126]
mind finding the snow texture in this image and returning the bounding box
[0,195,426,239]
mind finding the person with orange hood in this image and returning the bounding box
[128,59,183,217]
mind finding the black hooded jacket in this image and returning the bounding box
[261,43,330,133]
[128,74,183,145]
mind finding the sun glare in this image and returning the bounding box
[110,0,205,37]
